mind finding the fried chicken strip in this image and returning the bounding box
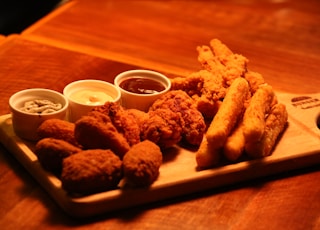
[206,77,249,149]
[245,103,288,158]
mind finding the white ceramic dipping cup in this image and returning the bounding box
[114,70,171,111]
[9,88,69,141]
[63,79,121,122]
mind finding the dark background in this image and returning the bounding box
[0,0,61,35]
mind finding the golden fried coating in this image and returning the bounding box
[74,111,130,158]
[141,109,182,148]
[61,149,123,194]
[242,84,275,143]
[206,77,249,149]
[196,135,221,169]
[123,140,162,187]
[198,39,248,86]
[37,118,80,147]
[171,70,226,118]
[126,109,150,129]
[149,90,206,146]
[245,103,288,158]
[93,102,141,146]
[244,71,265,94]
[223,122,245,161]
[35,138,82,173]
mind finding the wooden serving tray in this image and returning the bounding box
[0,92,319,217]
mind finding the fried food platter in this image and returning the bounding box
[0,92,319,217]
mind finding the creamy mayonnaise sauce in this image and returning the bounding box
[70,90,113,105]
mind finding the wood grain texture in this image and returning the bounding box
[0,0,319,229]
[22,0,320,94]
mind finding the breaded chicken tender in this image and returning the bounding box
[61,149,123,194]
[74,111,130,158]
[149,90,206,146]
[37,118,80,147]
[123,140,162,187]
[35,138,82,173]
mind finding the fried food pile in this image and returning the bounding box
[171,39,288,168]
[35,90,206,194]
[33,38,288,195]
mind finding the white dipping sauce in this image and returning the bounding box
[70,90,114,105]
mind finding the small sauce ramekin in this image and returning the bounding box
[9,88,69,141]
[114,70,171,111]
[63,79,121,122]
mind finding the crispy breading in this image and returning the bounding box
[196,135,221,169]
[74,111,130,158]
[242,84,275,143]
[171,70,226,118]
[123,140,162,187]
[244,71,265,94]
[206,77,250,149]
[223,122,245,161]
[245,103,288,158]
[141,109,182,148]
[149,90,206,146]
[61,149,123,194]
[35,137,82,173]
[198,39,248,86]
[93,102,141,146]
[37,118,80,147]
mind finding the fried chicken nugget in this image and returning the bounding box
[206,77,249,149]
[74,111,130,158]
[245,103,288,158]
[35,138,82,173]
[242,84,275,143]
[123,140,162,187]
[37,118,80,147]
[141,109,182,148]
[150,90,206,146]
[61,149,123,194]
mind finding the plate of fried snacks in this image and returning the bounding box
[1,39,319,217]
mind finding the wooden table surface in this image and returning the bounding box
[1,0,320,229]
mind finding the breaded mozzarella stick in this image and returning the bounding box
[196,136,221,169]
[206,77,249,149]
[245,103,288,158]
[223,122,245,161]
[242,84,275,142]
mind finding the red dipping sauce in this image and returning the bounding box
[119,77,166,94]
